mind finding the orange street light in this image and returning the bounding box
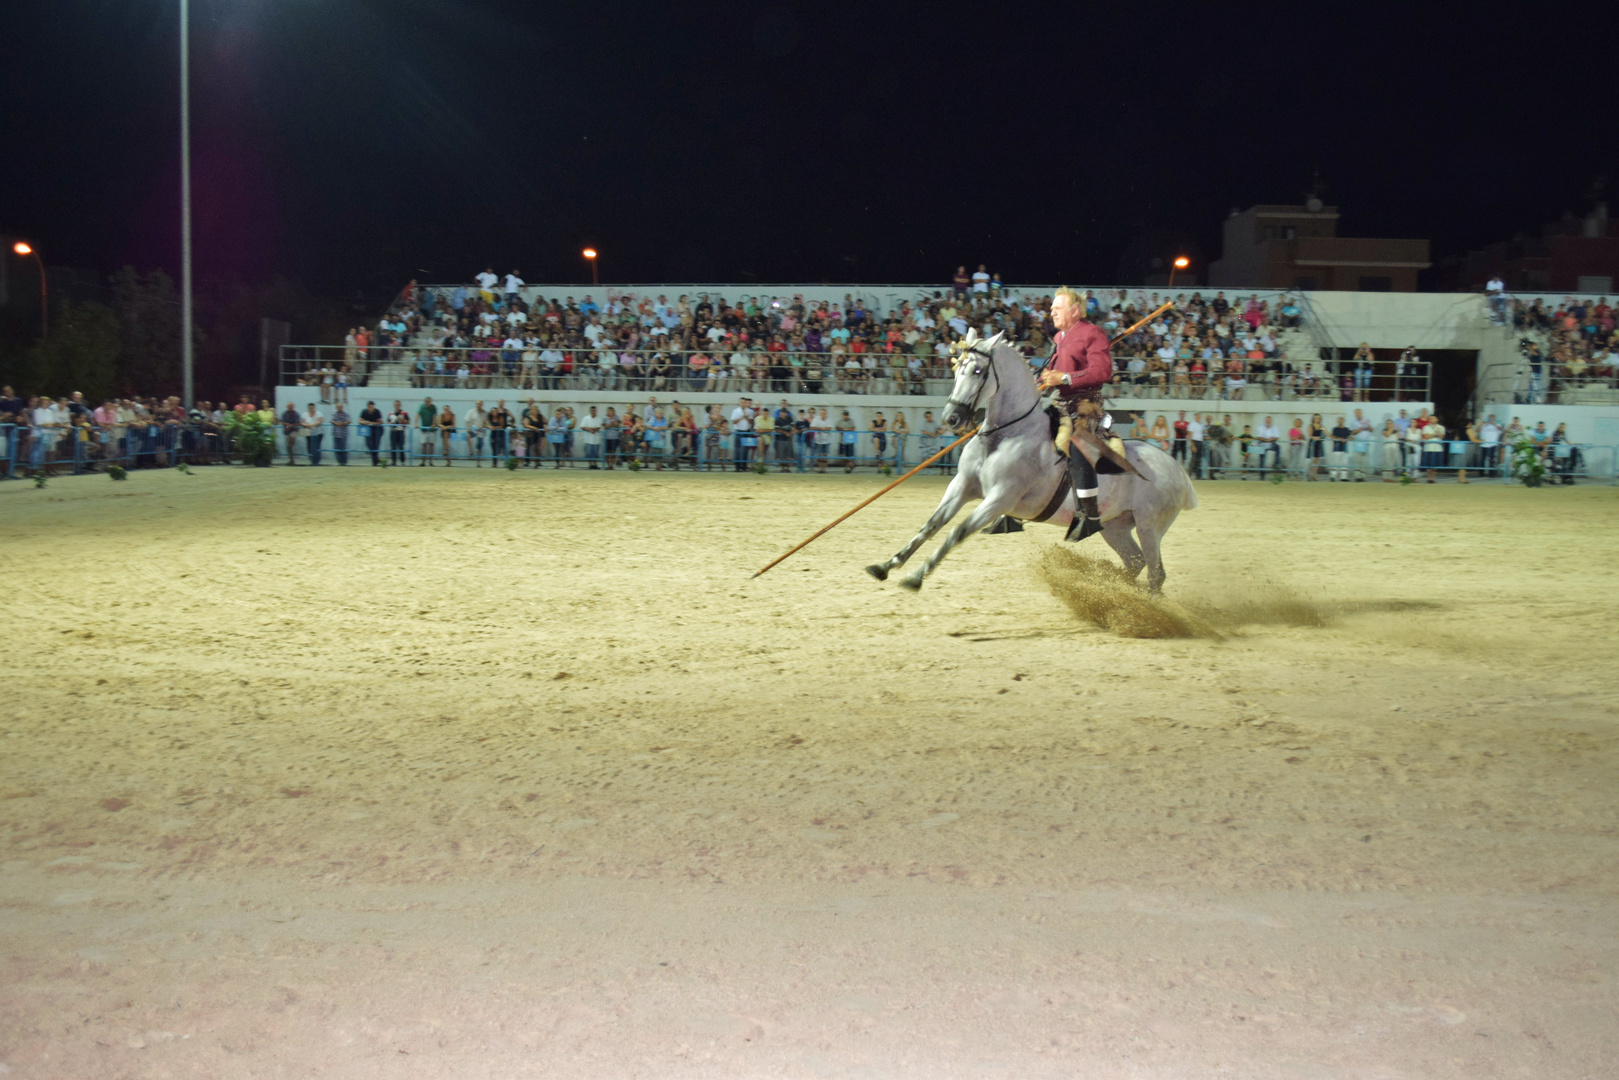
[582,247,599,286]
[1168,255,1190,288]
[12,240,46,339]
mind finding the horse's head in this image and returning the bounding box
[942,329,1007,432]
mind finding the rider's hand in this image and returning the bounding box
[1036,371,1064,391]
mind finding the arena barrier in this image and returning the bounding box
[1190,437,1615,483]
[278,345,1434,406]
[3,424,1612,485]
[266,422,962,475]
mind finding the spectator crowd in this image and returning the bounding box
[1502,295,1619,401]
[3,380,1590,485]
[283,273,1433,403]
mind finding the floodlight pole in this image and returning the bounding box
[180,0,194,408]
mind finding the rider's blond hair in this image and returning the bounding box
[1053,286,1087,311]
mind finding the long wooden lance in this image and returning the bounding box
[750,299,1175,578]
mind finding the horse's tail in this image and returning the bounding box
[1181,477,1200,511]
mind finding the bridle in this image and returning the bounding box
[947,342,1041,439]
[945,345,998,424]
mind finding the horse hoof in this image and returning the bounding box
[865,564,889,582]
[899,574,924,591]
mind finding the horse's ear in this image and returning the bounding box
[985,331,1005,350]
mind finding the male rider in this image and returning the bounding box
[1036,287,1113,542]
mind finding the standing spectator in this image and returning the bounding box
[504,269,524,302]
[387,401,409,465]
[547,408,570,467]
[476,268,499,302]
[463,400,488,465]
[891,410,910,469]
[1204,414,1228,478]
[1348,408,1374,480]
[330,400,351,465]
[836,409,858,472]
[436,403,457,466]
[1351,344,1374,401]
[488,400,513,462]
[1186,412,1205,478]
[579,405,604,468]
[646,407,670,470]
[870,411,888,466]
[1329,416,1351,480]
[729,397,754,471]
[1486,275,1506,324]
[753,405,775,468]
[774,401,796,471]
[416,397,439,465]
[1478,413,1503,475]
[281,402,303,465]
[1171,411,1189,464]
[359,400,384,465]
[1306,413,1326,481]
[522,401,545,466]
[1420,413,1447,483]
[1380,418,1402,479]
[601,407,622,468]
[972,265,991,296]
[952,267,970,298]
[1255,415,1282,478]
[811,407,834,472]
[1149,414,1172,453]
[1396,346,1421,401]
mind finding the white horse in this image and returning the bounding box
[866,329,1198,592]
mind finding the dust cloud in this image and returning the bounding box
[1033,544,1372,638]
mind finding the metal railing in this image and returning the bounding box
[276,342,1409,403]
[1475,359,1619,404]
[278,344,948,396]
[1188,437,1615,483]
[258,421,960,473]
[6,423,1609,484]
[1103,359,1430,403]
[0,420,246,479]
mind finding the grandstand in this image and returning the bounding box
[272,281,1437,446]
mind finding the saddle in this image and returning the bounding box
[1046,405,1134,476]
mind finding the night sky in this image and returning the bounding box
[5,2,1613,297]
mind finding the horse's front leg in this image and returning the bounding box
[899,496,1012,591]
[867,476,971,581]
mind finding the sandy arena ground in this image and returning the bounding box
[1,464,1616,1079]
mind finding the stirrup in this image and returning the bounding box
[1065,514,1103,542]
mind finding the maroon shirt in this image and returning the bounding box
[1046,321,1112,397]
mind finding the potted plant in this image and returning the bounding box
[224,410,277,467]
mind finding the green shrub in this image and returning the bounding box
[107,465,127,481]
[1511,435,1546,487]
[223,411,277,467]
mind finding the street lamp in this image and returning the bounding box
[582,248,599,287]
[180,0,194,407]
[1168,255,1190,288]
[12,241,47,340]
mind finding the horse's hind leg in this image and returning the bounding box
[1137,522,1168,594]
[868,479,970,581]
[1101,511,1146,581]
[900,499,1007,590]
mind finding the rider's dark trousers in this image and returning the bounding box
[1067,445,1099,497]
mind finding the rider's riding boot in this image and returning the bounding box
[1065,495,1103,542]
